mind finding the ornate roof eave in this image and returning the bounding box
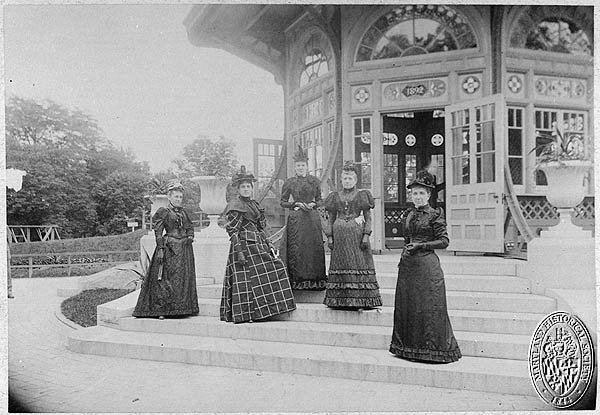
[184,5,286,85]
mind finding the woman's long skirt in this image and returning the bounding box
[390,251,461,363]
[281,209,327,290]
[323,218,382,308]
[221,232,296,323]
[133,238,199,317]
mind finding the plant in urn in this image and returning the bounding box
[531,121,592,236]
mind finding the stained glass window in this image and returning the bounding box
[300,33,330,87]
[510,7,592,56]
[384,153,399,202]
[356,5,477,62]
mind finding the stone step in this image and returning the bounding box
[371,257,518,276]
[197,285,555,313]
[376,273,531,293]
[190,299,545,335]
[68,325,535,396]
[115,315,531,361]
[211,274,531,293]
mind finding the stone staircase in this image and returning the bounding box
[67,253,556,397]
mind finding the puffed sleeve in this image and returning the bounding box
[183,209,195,238]
[280,179,295,209]
[358,190,375,235]
[358,190,375,210]
[423,207,449,250]
[152,207,168,248]
[322,192,337,237]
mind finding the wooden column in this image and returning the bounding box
[370,80,384,252]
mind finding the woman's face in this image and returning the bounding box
[411,186,431,207]
[341,172,357,189]
[294,161,308,176]
[238,182,253,198]
[168,190,184,207]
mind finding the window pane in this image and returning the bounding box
[360,151,371,189]
[509,157,523,185]
[482,121,495,151]
[384,185,398,202]
[476,153,495,183]
[508,129,522,156]
[405,154,417,203]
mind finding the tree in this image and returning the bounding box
[6,145,98,237]
[6,96,150,237]
[173,135,239,178]
[93,171,148,235]
[5,96,109,151]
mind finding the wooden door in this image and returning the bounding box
[444,94,506,253]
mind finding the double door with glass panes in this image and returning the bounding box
[381,110,445,238]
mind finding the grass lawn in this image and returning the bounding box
[61,288,134,327]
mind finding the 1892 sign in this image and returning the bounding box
[402,84,426,97]
[528,311,595,408]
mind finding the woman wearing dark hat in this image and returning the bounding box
[322,162,382,310]
[389,170,461,363]
[279,145,327,290]
[133,180,199,318]
[220,166,296,323]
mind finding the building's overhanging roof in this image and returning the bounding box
[184,4,308,83]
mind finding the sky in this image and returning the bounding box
[4,4,285,173]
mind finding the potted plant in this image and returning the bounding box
[530,123,592,226]
[145,176,171,217]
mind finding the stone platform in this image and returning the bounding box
[67,254,558,398]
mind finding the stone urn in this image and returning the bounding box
[539,160,592,233]
[188,176,230,284]
[189,176,230,237]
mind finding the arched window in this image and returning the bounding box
[510,7,592,56]
[356,5,477,62]
[299,33,329,87]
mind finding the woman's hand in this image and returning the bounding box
[297,202,311,212]
[237,251,247,265]
[405,242,424,253]
[327,236,334,250]
[155,248,165,264]
[360,234,370,250]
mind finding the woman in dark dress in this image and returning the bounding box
[220,166,296,323]
[133,180,199,319]
[322,162,382,310]
[280,146,327,290]
[390,170,461,363]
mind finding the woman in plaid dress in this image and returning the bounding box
[220,166,296,323]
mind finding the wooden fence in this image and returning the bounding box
[10,250,139,278]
